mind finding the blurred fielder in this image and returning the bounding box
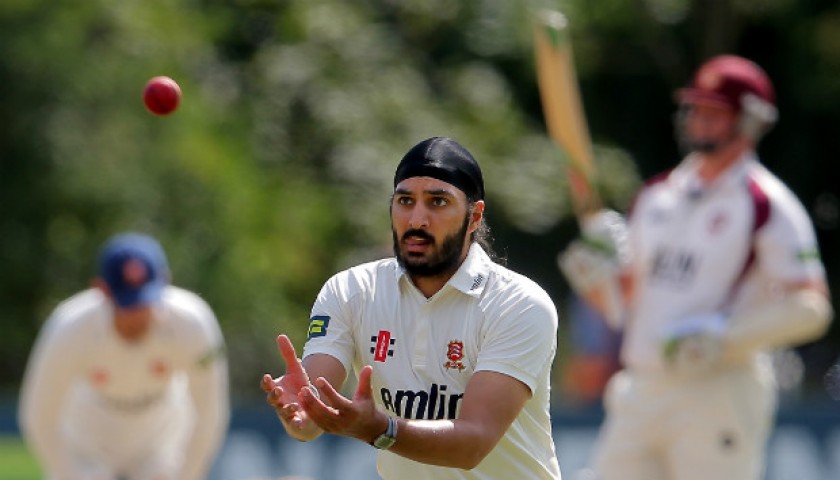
[262,137,562,479]
[19,232,229,480]
[559,55,833,480]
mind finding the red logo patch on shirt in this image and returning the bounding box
[150,359,170,378]
[89,367,109,386]
[708,211,729,234]
[371,330,395,362]
[444,340,465,371]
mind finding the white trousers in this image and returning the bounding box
[56,385,194,480]
[593,362,776,480]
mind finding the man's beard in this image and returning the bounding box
[393,214,470,277]
[674,108,740,156]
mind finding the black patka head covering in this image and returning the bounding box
[393,137,485,201]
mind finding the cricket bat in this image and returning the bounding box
[533,10,600,221]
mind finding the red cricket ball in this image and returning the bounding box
[143,76,181,116]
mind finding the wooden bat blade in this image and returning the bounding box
[533,10,600,217]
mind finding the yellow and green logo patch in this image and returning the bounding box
[796,248,821,262]
[308,315,330,339]
[197,343,227,369]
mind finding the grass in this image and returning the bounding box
[0,436,40,480]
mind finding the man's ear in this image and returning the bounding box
[92,278,112,298]
[470,200,485,229]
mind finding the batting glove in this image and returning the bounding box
[580,209,630,264]
[662,312,727,374]
[558,209,629,291]
[557,239,620,294]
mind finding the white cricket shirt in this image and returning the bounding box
[624,152,826,372]
[18,286,229,480]
[303,243,562,479]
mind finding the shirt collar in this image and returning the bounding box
[448,243,493,297]
[393,242,492,297]
[671,151,758,195]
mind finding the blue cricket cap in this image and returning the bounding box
[98,232,169,308]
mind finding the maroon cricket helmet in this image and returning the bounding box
[676,55,775,111]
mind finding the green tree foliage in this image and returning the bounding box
[1,0,837,402]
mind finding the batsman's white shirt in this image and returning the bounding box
[303,243,562,480]
[19,286,229,480]
[624,152,826,372]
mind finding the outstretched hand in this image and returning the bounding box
[260,334,322,441]
[300,365,388,444]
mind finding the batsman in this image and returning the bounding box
[558,55,833,479]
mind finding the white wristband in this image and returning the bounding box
[308,383,321,399]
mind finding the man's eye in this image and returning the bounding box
[397,197,413,205]
[432,198,448,207]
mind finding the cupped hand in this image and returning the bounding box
[261,334,322,440]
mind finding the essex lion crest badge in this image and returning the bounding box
[444,340,466,371]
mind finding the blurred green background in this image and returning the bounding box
[1,0,838,424]
[0,436,39,479]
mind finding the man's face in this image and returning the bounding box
[680,101,739,153]
[93,277,156,342]
[113,304,155,342]
[391,177,482,277]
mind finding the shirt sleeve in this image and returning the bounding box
[178,296,230,480]
[301,271,358,371]
[474,282,559,394]
[756,188,826,283]
[18,305,83,478]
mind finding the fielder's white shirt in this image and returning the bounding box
[18,286,229,480]
[625,152,826,372]
[303,243,562,480]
